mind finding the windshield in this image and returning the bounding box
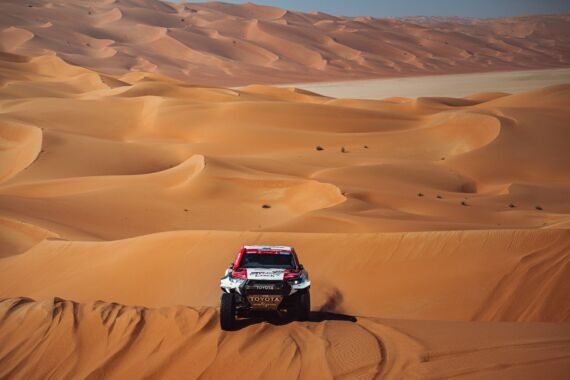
[239,253,296,269]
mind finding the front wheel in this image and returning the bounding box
[220,292,236,331]
[296,290,310,321]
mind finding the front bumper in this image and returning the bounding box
[220,276,310,311]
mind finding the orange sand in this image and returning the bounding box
[0,2,570,377]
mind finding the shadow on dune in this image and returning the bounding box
[230,311,357,331]
[309,311,357,323]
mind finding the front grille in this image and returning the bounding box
[244,280,290,295]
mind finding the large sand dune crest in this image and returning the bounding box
[1,228,569,323]
[2,297,570,379]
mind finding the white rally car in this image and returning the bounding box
[219,245,311,330]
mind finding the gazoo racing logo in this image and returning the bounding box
[249,271,279,278]
[246,269,284,280]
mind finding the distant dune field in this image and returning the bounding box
[1,0,570,86]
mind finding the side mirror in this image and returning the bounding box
[298,264,304,271]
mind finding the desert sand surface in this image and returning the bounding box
[1,0,570,86]
[2,297,570,379]
[2,229,570,322]
[0,49,569,378]
[1,0,570,377]
[292,68,570,99]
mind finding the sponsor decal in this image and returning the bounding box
[247,295,283,309]
[252,284,275,290]
[246,269,285,280]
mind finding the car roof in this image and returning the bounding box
[243,245,293,253]
[244,245,292,250]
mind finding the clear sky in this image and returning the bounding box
[176,0,570,18]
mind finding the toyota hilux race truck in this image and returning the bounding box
[219,245,310,330]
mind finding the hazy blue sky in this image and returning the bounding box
[177,0,570,18]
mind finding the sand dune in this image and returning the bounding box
[0,122,42,182]
[0,6,570,375]
[0,0,569,85]
[1,52,569,242]
[2,297,570,379]
[1,229,569,323]
[0,216,58,257]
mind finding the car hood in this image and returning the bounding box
[246,268,285,280]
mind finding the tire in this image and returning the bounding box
[296,290,310,321]
[220,292,236,331]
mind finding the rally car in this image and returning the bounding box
[219,245,311,330]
